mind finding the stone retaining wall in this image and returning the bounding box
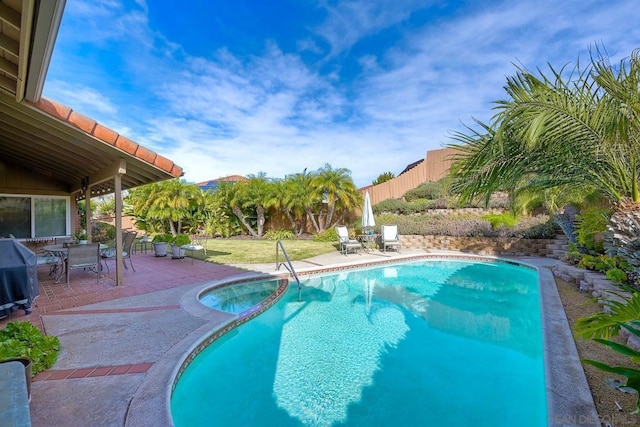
[401,234,568,258]
[411,207,505,216]
[552,262,640,350]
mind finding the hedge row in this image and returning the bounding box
[372,214,556,239]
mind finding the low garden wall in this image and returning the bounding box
[411,207,505,216]
[401,234,568,258]
[552,262,640,351]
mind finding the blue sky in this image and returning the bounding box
[43,0,640,187]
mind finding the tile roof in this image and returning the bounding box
[32,98,183,178]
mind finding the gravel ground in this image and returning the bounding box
[555,278,639,426]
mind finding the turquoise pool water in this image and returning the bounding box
[200,279,280,314]
[171,259,546,426]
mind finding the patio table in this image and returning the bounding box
[357,234,378,252]
[43,244,107,282]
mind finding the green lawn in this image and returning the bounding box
[199,239,338,264]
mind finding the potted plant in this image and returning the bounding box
[75,230,88,244]
[0,321,61,399]
[171,234,191,259]
[152,233,172,257]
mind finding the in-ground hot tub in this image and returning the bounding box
[198,278,280,314]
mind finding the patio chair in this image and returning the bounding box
[66,243,101,284]
[336,226,362,255]
[181,234,209,265]
[381,225,402,253]
[101,231,137,273]
[37,252,63,279]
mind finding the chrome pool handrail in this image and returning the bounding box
[275,240,301,301]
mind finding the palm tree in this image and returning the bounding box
[150,179,198,236]
[219,173,273,238]
[187,189,217,233]
[311,164,361,232]
[575,292,640,413]
[271,178,301,235]
[449,48,640,252]
[127,179,197,235]
[282,170,316,235]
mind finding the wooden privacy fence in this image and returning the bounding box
[360,147,459,205]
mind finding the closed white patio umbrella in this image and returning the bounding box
[362,191,375,232]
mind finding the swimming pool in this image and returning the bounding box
[171,259,546,426]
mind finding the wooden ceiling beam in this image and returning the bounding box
[0,3,21,30]
[0,57,18,77]
[0,73,16,94]
[0,3,20,31]
[0,115,108,170]
[0,33,19,57]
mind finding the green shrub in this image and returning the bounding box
[264,229,296,240]
[0,322,60,376]
[578,255,598,270]
[152,233,172,243]
[483,212,518,229]
[513,217,557,239]
[605,268,628,284]
[576,254,632,284]
[404,181,447,201]
[373,199,413,214]
[574,206,611,253]
[373,213,554,238]
[172,234,191,246]
[594,256,618,273]
[562,246,583,266]
[91,222,116,243]
[204,206,242,238]
[314,228,339,242]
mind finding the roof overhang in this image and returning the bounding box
[0,0,66,103]
[1,93,183,196]
[0,0,183,197]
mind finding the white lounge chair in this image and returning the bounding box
[381,225,401,253]
[336,226,362,255]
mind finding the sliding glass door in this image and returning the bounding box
[0,195,70,239]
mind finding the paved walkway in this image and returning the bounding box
[1,249,598,426]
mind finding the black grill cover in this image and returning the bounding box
[0,239,39,317]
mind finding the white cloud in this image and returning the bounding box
[43,0,640,187]
[44,80,118,115]
[312,0,428,57]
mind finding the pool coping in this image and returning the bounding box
[124,254,599,427]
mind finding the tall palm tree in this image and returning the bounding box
[449,48,640,251]
[220,173,273,238]
[283,170,316,235]
[126,179,197,235]
[311,164,361,231]
[271,177,309,235]
[243,173,274,238]
[145,179,197,235]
